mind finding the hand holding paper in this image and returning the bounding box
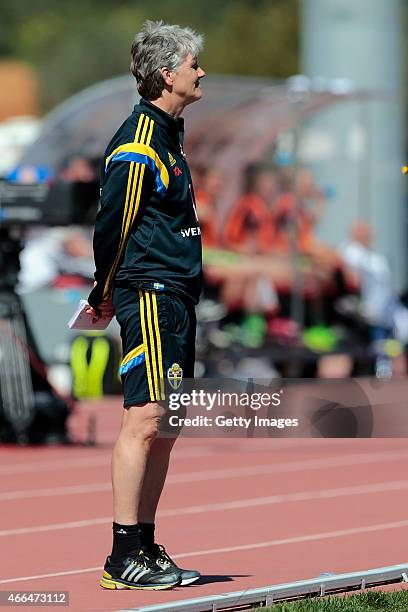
[68,299,114,331]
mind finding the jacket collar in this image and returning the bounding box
[139,98,184,136]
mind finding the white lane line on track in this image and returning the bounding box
[0,566,102,585]
[0,455,105,473]
[0,456,110,475]
[169,448,408,482]
[3,448,408,500]
[0,445,214,475]
[1,519,408,585]
[2,442,406,477]
[3,479,408,536]
[0,483,111,500]
[159,479,408,516]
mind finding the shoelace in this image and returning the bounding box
[153,544,174,566]
[130,549,157,570]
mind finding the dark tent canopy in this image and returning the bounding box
[21,74,372,212]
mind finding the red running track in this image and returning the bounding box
[1,398,408,611]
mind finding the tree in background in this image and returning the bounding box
[0,0,299,112]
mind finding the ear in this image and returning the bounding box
[161,67,174,87]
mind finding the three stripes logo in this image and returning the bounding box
[120,557,150,584]
[139,290,165,402]
[168,152,177,167]
[103,114,154,300]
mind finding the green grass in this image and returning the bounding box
[255,590,408,611]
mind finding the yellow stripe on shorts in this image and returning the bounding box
[145,291,160,400]
[139,290,155,401]
[152,292,165,399]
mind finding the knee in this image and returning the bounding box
[138,416,161,445]
[121,404,165,446]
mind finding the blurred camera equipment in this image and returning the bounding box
[0,179,99,443]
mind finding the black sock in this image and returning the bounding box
[111,522,141,561]
[139,522,155,549]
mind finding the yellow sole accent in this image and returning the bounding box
[99,577,179,590]
[100,578,117,589]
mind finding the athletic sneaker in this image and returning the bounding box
[151,544,201,586]
[100,549,181,590]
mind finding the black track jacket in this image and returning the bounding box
[88,98,202,309]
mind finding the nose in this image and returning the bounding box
[198,67,206,78]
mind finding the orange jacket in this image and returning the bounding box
[224,194,274,253]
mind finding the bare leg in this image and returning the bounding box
[112,402,165,524]
[138,436,177,523]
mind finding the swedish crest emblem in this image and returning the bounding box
[167,363,183,390]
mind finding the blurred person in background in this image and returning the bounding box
[17,154,97,293]
[341,220,408,350]
[204,164,279,338]
[58,154,97,183]
[271,166,326,255]
[223,163,276,254]
[194,165,222,247]
[18,227,94,293]
[86,20,205,591]
[217,164,277,313]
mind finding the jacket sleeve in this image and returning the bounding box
[88,156,155,309]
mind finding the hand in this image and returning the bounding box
[85,305,100,323]
[86,281,115,322]
[99,299,115,317]
[85,300,115,321]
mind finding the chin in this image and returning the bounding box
[186,89,202,106]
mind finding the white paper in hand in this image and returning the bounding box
[68,299,113,330]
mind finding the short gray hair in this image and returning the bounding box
[130,20,204,100]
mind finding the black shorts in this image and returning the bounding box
[113,287,196,407]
